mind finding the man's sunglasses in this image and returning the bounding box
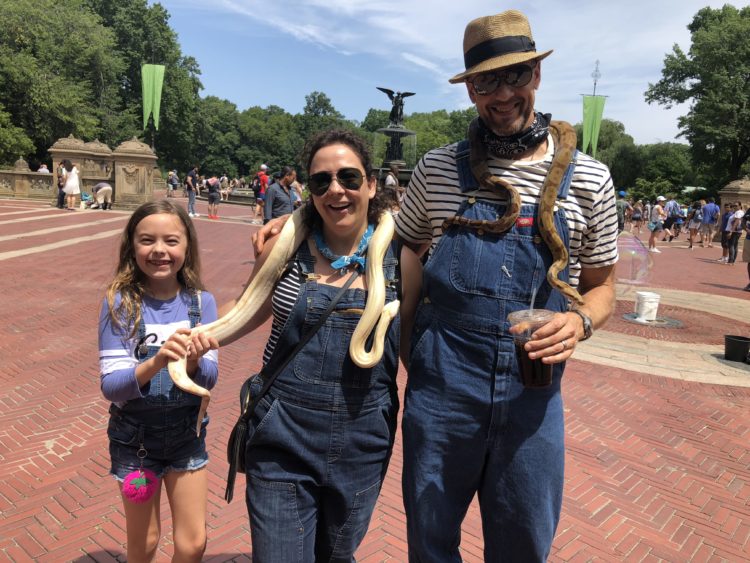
[469,63,536,95]
[308,167,365,196]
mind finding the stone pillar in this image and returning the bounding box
[719,176,750,210]
[112,138,158,208]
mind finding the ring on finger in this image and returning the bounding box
[561,339,568,350]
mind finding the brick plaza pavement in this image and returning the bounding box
[0,197,749,562]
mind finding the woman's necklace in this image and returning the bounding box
[313,224,374,275]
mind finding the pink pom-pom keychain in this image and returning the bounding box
[122,444,159,503]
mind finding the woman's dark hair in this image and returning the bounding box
[301,129,390,229]
[63,159,73,172]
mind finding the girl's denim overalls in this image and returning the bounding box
[402,141,576,562]
[244,241,400,562]
[107,292,209,480]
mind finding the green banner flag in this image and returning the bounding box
[582,95,606,158]
[141,64,165,130]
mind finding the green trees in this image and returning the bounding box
[645,4,750,187]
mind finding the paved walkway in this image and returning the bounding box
[0,197,748,562]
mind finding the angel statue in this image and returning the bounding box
[377,87,415,127]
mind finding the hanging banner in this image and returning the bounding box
[582,95,606,158]
[141,64,166,130]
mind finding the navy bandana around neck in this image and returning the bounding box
[479,112,551,158]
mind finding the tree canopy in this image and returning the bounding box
[645,4,750,187]
[0,0,739,201]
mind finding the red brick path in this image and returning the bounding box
[0,199,748,562]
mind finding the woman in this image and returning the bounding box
[62,159,81,211]
[221,129,421,561]
[727,202,744,265]
[648,197,667,253]
[631,200,644,236]
[686,200,702,249]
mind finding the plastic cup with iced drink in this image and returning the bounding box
[507,309,557,388]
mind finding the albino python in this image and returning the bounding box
[167,208,401,434]
[442,117,585,306]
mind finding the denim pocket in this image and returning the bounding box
[107,416,140,446]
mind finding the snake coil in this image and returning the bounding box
[167,208,400,434]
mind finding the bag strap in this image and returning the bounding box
[243,267,359,422]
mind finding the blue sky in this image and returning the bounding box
[156,0,730,145]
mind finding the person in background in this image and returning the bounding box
[92,182,113,210]
[717,202,733,262]
[167,170,180,198]
[185,165,199,218]
[686,200,703,250]
[263,166,296,224]
[727,202,744,265]
[206,176,221,219]
[631,200,644,236]
[700,197,721,248]
[615,190,632,234]
[253,164,269,220]
[741,206,750,291]
[37,163,50,173]
[648,196,667,253]
[56,162,66,209]
[61,159,81,211]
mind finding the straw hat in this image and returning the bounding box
[449,10,552,84]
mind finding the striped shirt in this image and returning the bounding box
[394,135,619,289]
[262,262,303,365]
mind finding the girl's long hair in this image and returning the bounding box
[105,200,204,338]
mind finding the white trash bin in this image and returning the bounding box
[635,291,660,322]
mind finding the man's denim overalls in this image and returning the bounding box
[402,141,576,562]
[244,241,400,562]
[107,292,208,479]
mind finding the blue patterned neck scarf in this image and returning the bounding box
[313,224,374,275]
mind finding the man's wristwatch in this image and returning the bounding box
[570,309,593,341]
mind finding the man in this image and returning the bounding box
[55,162,66,209]
[700,196,721,247]
[253,164,269,221]
[616,190,632,233]
[185,165,200,217]
[395,11,617,560]
[727,202,745,265]
[92,182,113,210]
[263,166,295,224]
[662,194,681,241]
[167,170,180,197]
[250,11,617,559]
[37,163,50,173]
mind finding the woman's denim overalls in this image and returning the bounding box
[107,292,209,479]
[402,141,576,562]
[245,241,400,562]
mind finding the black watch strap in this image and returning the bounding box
[571,309,593,341]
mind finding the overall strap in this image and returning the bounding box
[557,150,578,200]
[388,239,403,301]
[188,290,201,328]
[296,239,316,276]
[455,139,479,193]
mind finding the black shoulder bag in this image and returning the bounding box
[225,268,360,502]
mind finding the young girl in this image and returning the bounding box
[98,200,219,562]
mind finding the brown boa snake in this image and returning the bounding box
[168,208,400,434]
[442,117,584,306]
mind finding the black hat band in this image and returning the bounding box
[464,35,536,69]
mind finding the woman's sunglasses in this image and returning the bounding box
[469,63,536,95]
[308,167,365,196]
